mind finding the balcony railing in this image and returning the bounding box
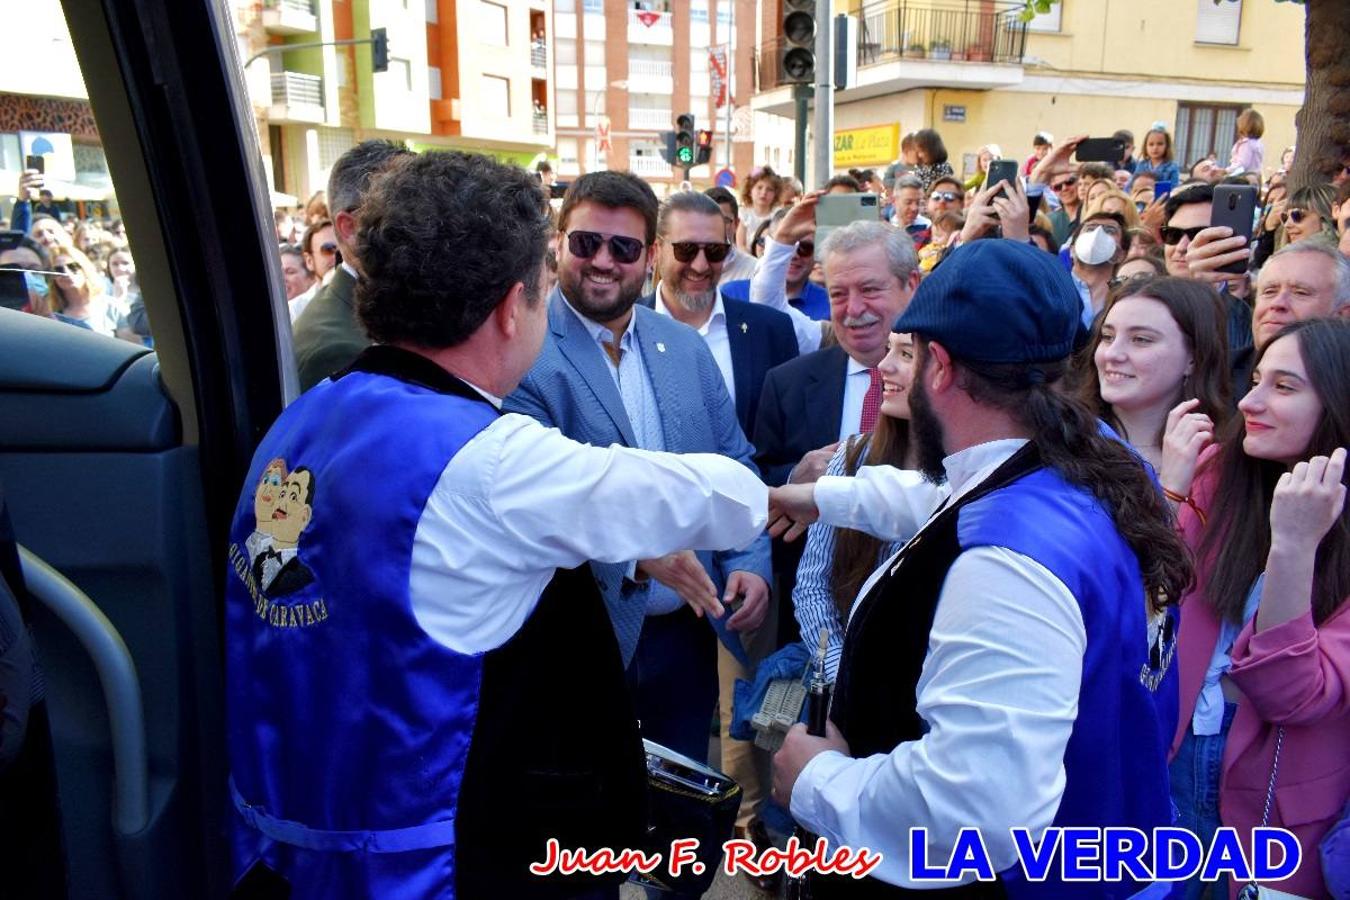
[531,44,548,68]
[261,0,318,35]
[271,71,323,108]
[533,111,549,135]
[628,59,673,78]
[757,2,1027,91]
[629,155,673,178]
[628,107,674,130]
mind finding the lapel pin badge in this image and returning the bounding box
[656,342,666,353]
[741,322,748,333]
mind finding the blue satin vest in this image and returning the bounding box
[224,354,498,897]
[827,446,1177,899]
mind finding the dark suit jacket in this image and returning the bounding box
[293,267,369,392]
[638,291,798,438]
[751,344,852,647]
[751,344,850,488]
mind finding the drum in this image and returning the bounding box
[634,739,742,894]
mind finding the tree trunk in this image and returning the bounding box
[1291,0,1350,191]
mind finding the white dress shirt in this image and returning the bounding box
[749,237,822,355]
[719,245,758,285]
[288,283,319,323]
[793,440,1086,888]
[653,288,735,406]
[838,357,874,442]
[407,411,767,655]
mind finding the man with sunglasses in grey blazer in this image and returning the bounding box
[504,173,773,797]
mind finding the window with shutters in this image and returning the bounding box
[1195,0,1241,45]
[1175,103,1243,170]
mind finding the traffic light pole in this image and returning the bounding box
[244,36,384,70]
[812,0,834,190]
[793,84,809,187]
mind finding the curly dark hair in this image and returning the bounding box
[945,347,1195,612]
[354,151,551,349]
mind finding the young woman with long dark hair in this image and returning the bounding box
[1167,317,1350,899]
[791,331,917,679]
[1078,276,1231,491]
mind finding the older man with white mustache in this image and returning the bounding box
[750,212,920,660]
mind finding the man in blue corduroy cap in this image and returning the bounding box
[767,239,1193,898]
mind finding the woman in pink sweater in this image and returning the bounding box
[1167,317,1349,899]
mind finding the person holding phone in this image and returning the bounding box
[956,176,1031,247]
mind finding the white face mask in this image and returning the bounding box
[1074,225,1118,266]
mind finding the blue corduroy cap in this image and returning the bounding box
[892,239,1082,365]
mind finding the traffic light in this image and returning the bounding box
[660,131,677,166]
[674,113,696,167]
[779,0,815,84]
[695,129,714,166]
[372,27,389,73]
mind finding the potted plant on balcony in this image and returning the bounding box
[929,39,952,61]
[903,41,926,59]
[966,43,993,62]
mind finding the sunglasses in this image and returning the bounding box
[565,230,645,264]
[929,191,959,203]
[794,240,815,259]
[54,262,81,275]
[1109,272,1155,288]
[1052,177,1079,191]
[1279,208,1314,226]
[318,242,338,255]
[669,241,730,264]
[1160,225,1207,246]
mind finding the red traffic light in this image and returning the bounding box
[696,129,714,148]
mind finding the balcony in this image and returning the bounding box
[531,42,548,70]
[533,110,550,135]
[754,2,1027,115]
[628,9,674,46]
[629,155,674,178]
[627,58,674,95]
[269,71,325,124]
[628,107,674,131]
[261,0,318,35]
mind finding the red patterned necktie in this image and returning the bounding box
[859,367,883,433]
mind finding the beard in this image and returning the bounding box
[558,262,647,323]
[907,358,949,484]
[671,279,717,313]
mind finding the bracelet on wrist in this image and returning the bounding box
[1162,487,1206,526]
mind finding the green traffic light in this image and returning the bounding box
[677,146,694,164]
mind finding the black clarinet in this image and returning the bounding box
[786,630,834,900]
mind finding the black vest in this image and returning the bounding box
[455,559,648,896]
[809,450,1046,899]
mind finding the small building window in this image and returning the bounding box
[1195,0,1241,45]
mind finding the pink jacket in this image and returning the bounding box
[1171,457,1350,898]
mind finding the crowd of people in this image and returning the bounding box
[6,111,1349,899]
[1,171,150,343]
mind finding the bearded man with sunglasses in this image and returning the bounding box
[504,172,774,786]
[1157,182,1258,399]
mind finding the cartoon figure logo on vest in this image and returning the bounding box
[244,458,317,599]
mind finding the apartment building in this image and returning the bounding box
[550,0,764,193]
[752,0,1306,183]
[238,0,556,206]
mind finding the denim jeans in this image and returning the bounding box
[1169,702,1237,900]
